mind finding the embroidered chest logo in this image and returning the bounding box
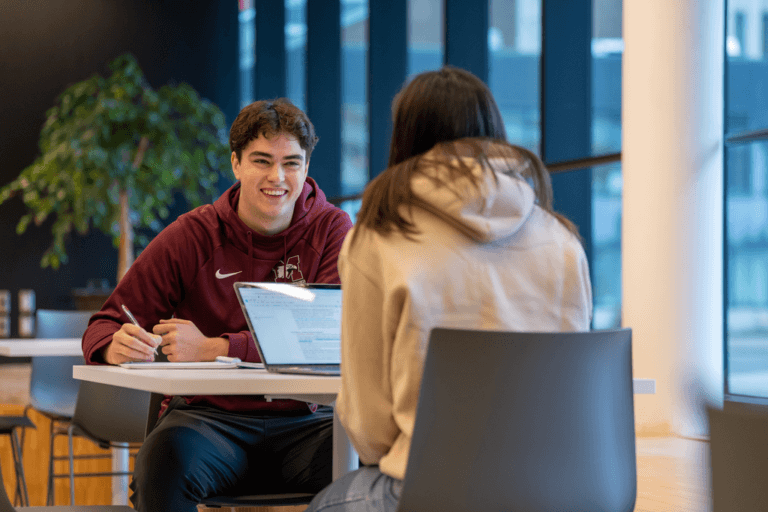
[216,269,242,279]
[272,255,305,284]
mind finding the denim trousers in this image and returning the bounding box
[304,466,403,512]
[130,397,333,512]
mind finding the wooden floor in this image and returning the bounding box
[635,437,710,512]
[0,362,712,511]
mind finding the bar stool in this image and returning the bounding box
[0,459,133,511]
[21,310,94,505]
[0,415,35,506]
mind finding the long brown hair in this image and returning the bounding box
[353,67,577,243]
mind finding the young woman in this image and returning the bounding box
[304,66,592,512]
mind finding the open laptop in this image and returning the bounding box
[234,282,341,376]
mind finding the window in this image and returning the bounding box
[727,138,768,397]
[762,13,768,58]
[238,1,255,108]
[235,0,626,303]
[726,1,768,399]
[590,0,622,328]
[408,0,443,77]
[735,11,747,57]
[489,0,541,153]
[286,0,307,111]
[341,0,369,197]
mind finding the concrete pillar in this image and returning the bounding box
[623,0,725,437]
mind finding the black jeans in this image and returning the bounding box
[130,397,333,512]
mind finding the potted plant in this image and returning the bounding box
[0,53,231,283]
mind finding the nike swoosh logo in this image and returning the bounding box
[216,269,243,279]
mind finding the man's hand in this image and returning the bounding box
[103,324,162,365]
[153,318,229,362]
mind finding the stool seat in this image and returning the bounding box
[0,415,35,431]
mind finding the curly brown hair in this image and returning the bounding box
[229,98,319,161]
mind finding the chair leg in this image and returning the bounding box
[10,437,21,507]
[19,404,31,471]
[47,418,56,506]
[67,423,76,506]
[10,427,29,507]
[20,404,33,444]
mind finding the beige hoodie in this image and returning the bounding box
[335,146,593,481]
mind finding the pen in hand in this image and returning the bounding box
[121,304,158,356]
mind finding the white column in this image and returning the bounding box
[623,0,725,438]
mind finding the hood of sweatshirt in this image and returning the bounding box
[212,176,333,259]
[409,141,536,243]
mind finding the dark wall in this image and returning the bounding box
[0,0,238,333]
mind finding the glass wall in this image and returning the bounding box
[591,161,622,328]
[238,1,255,108]
[286,0,307,111]
[341,0,369,198]
[408,0,443,77]
[726,0,768,397]
[589,0,622,329]
[728,140,768,397]
[237,0,626,321]
[488,0,540,153]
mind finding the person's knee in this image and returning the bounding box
[283,419,334,492]
[305,467,398,512]
[132,424,216,511]
[134,423,203,487]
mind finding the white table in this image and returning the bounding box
[1,342,656,396]
[72,365,359,498]
[72,365,656,497]
[0,338,82,357]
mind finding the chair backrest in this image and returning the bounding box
[72,380,151,445]
[35,309,95,339]
[29,309,95,417]
[708,406,768,511]
[396,328,636,512]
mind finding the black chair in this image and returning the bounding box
[0,415,35,506]
[58,381,150,506]
[396,328,637,512]
[708,406,768,511]
[0,458,133,511]
[145,392,315,510]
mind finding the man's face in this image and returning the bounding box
[231,132,309,235]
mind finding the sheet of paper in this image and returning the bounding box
[118,361,238,369]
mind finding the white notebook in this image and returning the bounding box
[118,361,238,369]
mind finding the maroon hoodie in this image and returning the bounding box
[82,177,353,413]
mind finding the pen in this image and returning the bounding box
[121,304,158,355]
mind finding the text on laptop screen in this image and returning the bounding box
[239,286,341,365]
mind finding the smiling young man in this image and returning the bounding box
[233,132,309,235]
[81,99,353,512]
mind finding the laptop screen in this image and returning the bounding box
[236,283,341,365]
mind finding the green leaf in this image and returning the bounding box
[16,214,32,235]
